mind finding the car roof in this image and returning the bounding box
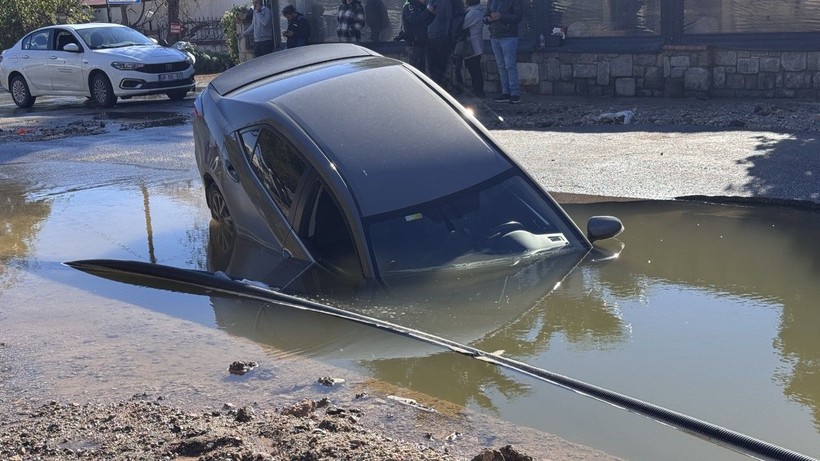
[211,44,513,218]
[32,23,127,33]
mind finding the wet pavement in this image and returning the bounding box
[2,74,818,206]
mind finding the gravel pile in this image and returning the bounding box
[0,397,539,461]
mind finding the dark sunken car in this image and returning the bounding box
[193,43,622,291]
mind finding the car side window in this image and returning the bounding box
[54,30,79,51]
[24,31,50,51]
[240,127,307,218]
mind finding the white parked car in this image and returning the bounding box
[0,23,195,108]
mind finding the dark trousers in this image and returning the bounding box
[425,36,451,86]
[253,40,275,57]
[464,54,484,96]
[407,45,426,73]
[451,55,464,94]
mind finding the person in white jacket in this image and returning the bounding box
[462,0,485,97]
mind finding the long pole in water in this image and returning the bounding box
[65,259,818,461]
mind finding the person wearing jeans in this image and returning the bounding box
[484,0,522,103]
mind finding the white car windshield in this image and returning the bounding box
[80,27,154,50]
[366,173,586,276]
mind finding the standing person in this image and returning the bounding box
[424,0,452,86]
[448,0,466,94]
[401,0,435,72]
[282,5,311,48]
[242,0,275,57]
[336,0,366,43]
[365,0,390,41]
[462,0,485,97]
[484,0,522,103]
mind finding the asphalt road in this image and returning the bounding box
[2,87,818,207]
[497,126,819,206]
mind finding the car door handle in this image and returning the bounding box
[224,159,240,182]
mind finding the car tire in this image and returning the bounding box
[10,75,36,108]
[166,89,189,101]
[207,184,233,226]
[90,73,117,107]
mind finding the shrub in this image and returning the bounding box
[220,4,251,65]
[0,0,92,50]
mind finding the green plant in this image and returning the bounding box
[220,4,251,65]
[0,0,91,50]
[192,48,233,74]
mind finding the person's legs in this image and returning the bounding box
[425,44,437,81]
[261,40,275,55]
[451,55,464,94]
[409,45,426,72]
[491,38,509,99]
[464,54,484,96]
[427,36,449,85]
[499,37,519,96]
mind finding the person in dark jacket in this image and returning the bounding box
[424,0,456,86]
[337,0,366,42]
[282,5,311,48]
[365,0,391,41]
[401,0,435,71]
[484,0,522,103]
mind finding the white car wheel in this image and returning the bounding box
[11,75,36,108]
[90,73,117,107]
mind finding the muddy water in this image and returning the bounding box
[1,171,818,460]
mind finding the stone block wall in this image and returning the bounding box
[383,46,820,99]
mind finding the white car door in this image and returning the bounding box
[20,30,53,92]
[49,30,86,92]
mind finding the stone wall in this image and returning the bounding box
[383,46,820,99]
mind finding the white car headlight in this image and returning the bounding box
[111,61,145,71]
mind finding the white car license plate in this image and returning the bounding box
[159,72,184,82]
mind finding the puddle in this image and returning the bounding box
[96,111,190,129]
[1,175,819,461]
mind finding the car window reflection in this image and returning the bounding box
[367,174,583,275]
[303,184,361,277]
[25,32,50,51]
[240,127,306,217]
[79,27,154,50]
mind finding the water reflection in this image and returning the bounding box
[205,220,591,355]
[202,199,820,457]
[566,200,820,435]
[0,178,52,289]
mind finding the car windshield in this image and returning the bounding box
[80,27,154,50]
[366,173,586,276]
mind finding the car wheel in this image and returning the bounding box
[90,73,117,107]
[166,89,189,101]
[207,184,233,226]
[10,75,36,108]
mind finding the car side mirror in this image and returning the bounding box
[63,43,79,52]
[587,216,624,243]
